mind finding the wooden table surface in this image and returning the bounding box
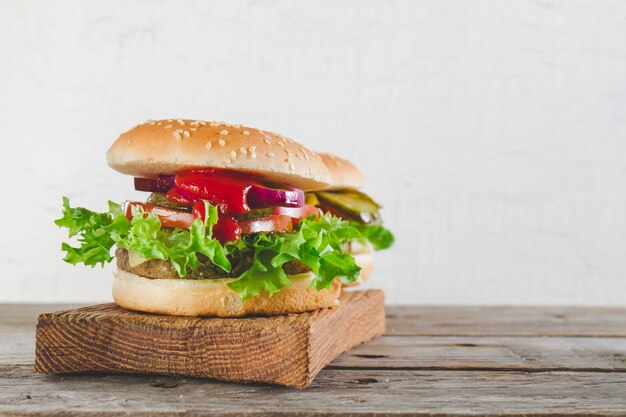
[1,303,626,416]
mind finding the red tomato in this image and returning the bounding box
[239,215,293,234]
[123,202,197,229]
[273,205,321,224]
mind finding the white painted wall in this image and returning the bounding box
[1,0,625,305]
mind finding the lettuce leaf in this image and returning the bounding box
[54,197,129,267]
[56,198,394,302]
[353,223,395,250]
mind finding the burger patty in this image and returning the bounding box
[115,247,311,279]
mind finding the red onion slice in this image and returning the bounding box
[134,175,175,192]
[247,185,304,208]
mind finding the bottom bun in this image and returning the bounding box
[343,252,374,287]
[112,269,341,317]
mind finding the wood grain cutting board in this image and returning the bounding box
[34,289,384,388]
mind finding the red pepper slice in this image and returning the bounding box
[192,200,241,244]
[212,217,242,244]
[166,188,195,206]
[174,169,255,215]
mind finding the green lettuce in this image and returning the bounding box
[56,198,394,302]
[352,223,395,250]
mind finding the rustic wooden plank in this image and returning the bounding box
[1,364,626,416]
[6,304,626,337]
[7,331,626,373]
[5,304,626,371]
[34,290,385,388]
[385,305,626,336]
[333,335,626,371]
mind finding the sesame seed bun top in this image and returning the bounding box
[106,119,333,191]
[318,153,364,190]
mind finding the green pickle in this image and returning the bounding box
[304,192,320,206]
[146,193,192,212]
[238,207,274,220]
[316,190,381,225]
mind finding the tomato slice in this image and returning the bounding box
[273,205,321,224]
[239,215,293,234]
[124,200,294,244]
[123,202,196,229]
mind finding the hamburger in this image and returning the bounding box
[312,153,384,286]
[55,119,393,317]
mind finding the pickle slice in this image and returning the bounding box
[146,193,193,212]
[237,207,274,220]
[316,190,381,225]
[305,192,320,206]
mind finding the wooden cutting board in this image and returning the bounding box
[34,289,384,388]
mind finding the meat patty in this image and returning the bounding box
[115,247,311,279]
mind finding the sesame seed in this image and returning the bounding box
[263,138,271,144]
[277,142,285,147]
[206,141,213,149]
[173,131,182,140]
[239,147,247,155]
[183,130,190,137]
[164,124,173,129]
[231,124,241,128]
[266,152,275,157]
[243,130,250,136]
[190,128,198,131]
[210,121,221,127]
[218,139,226,146]
[250,152,257,159]
[177,119,184,125]
[199,121,207,125]
[156,122,162,126]
[190,121,200,126]
[304,152,310,160]
[230,150,237,159]
[167,119,173,122]
[219,130,229,135]
[249,146,256,152]
[288,163,295,171]
[285,157,292,163]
